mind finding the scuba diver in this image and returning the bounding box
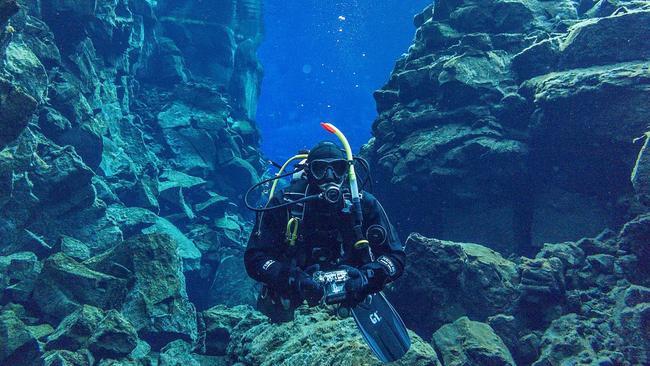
[244,138,405,322]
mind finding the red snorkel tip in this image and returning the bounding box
[320,122,336,134]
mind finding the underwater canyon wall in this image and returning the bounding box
[367,0,650,365]
[0,0,264,349]
[362,0,650,255]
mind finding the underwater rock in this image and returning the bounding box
[365,0,649,255]
[87,310,139,360]
[41,349,95,366]
[105,205,202,271]
[516,256,566,328]
[432,316,515,366]
[388,233,518,338]
[85,233,198,350]
[533,313,624,366]
[230,38,263,120]
[0,0,18,25]
[45,304,105,351]
[158,339,201,366]
[612,285,650,363]
[0,251,42,304]
[206,254,257,307]
[33,253,127,322]
[511,37,561,80]
[225,306,441,366]
[618,213,650,285]
[559,10,650,69]
[0,308,41,364]
[59,236,92,261]
[0,78,37,149]
[199,305,260,356]
[3,41,48,101]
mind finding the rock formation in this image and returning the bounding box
[0,0,262,313]
[362,0,650,255]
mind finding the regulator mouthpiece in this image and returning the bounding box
[322,184,342,204]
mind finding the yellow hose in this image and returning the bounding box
[268,154,309,200]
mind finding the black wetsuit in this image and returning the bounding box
[244,179,405,298]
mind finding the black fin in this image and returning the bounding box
[351,292,411,363]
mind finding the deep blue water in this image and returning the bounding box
[257,1,432,162]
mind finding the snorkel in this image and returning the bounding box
[320,123,372,261]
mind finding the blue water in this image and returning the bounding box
[257,1,432,162]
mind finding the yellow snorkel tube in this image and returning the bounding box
[320,123,372,258]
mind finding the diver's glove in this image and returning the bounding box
[341,257,396,307]
[340,265,370,307]
[360,256,396,293]
[288,265,324,307]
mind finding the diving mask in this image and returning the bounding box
[309,159,349,180]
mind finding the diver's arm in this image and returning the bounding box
[244,200,292,292]
[361,192,405,283]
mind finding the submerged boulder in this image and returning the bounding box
[0,309,41,365]
[87,310,138,360]
[226,306,441,366]
[390,233,518,336]
[0,251,42,303]
[0,78,37,148]
[559,10,650,69]
[432,317,515,366]
[32,253,127,321]
[46,304,104,351]
[85,234,198,349]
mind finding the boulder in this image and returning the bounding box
[432,317,515,366]
[227,306,441,366]
[0,309,41,364]
[517,256,565,305]
[533,313,624,366]
[390,233,518,336]
[618,214,650,285]
[0,77,37,148]
[559,10,650,69]
[105,205,202,271]
[3,41,48,101]
[41,349,94,366]
[612,285,650,363]
[87,310,138,360]
[46,304,104,351]
[59,236,91,261]
[0,251,42,303]
[512,37,561,80]
[85,234,198,350]
[200,305,266,356]
[158,339,201,366]
[205,254,257,307]
[33,253,127,321]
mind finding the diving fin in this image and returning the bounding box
[351,292,411,363]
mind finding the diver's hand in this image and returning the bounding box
[340,265,370,307]
[289,265,324,307]
[359,260,391,294]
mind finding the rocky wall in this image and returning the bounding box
[0,0,263,340]
[362,0,650,255]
